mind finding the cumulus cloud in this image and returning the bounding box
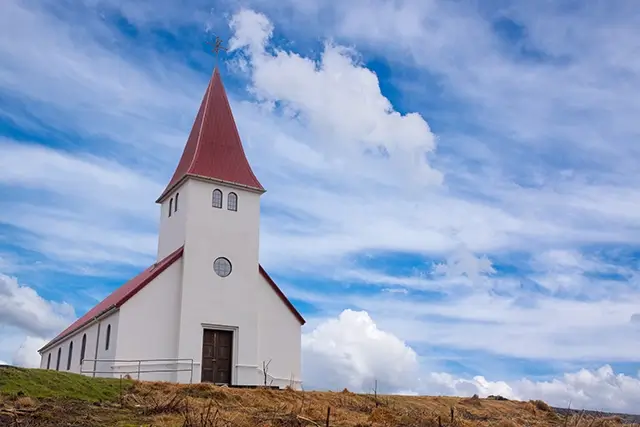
[228,8,442,187]
[302,309,419,392]
[0,273,80,367]
[12,337,47,368]
[304,310,640,413]
[0,274,75,338]
[427,365,640,414]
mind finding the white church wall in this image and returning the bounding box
[257,274,303,389]
[115,258,184,382]
[176,178,263,385]
[89,312,120,378]
[157,186,188,261]
[38,311,119,378]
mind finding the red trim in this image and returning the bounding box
[259,265,306,325]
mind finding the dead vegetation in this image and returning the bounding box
[1,372,639,427]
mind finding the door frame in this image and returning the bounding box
[200,323,238,385]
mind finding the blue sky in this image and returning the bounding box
[3,0,640,413]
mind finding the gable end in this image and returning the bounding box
[259,265,306,325]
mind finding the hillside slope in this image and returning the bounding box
[0,366,632,426]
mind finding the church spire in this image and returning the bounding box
[156,66,264,203]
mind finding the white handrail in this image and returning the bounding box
[81,358,194,383]
[256,367,303,385]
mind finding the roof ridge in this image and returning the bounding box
[218,70,264,190]
[187,67,217,174]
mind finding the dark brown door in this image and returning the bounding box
[201,329,233,384]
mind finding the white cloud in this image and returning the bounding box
[229,8,442,188]
[12,337,47,368]
[291,286,640,362]
[302,309,419,392]
[305,310,640,413]
[0,274,75,338]
[0,0,203,156]
[228,8,274,56]
[0,274,74,367]
[0,141,159,270]
[432,365,640,414]
[433,245,496,285]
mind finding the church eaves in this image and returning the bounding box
[156,67,264,203]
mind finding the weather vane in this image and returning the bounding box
[207,36,228,66]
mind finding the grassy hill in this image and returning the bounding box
[0,366,633,426]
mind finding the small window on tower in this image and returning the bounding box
[169,198,173,217]
[212,189,223,209]
[175,193,179,212]
[227,192,238,211]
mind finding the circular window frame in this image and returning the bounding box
[213,257,232,278]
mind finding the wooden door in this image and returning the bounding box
[201,329,233,384]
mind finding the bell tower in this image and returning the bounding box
[155,66,265,262]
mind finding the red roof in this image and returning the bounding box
[39,246,185,352]
[39,247,305,352]
[157,67,264,202]
[259,265,306,325]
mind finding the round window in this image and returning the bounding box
[213,257,232,277]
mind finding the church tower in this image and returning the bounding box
[155,67,265,263]
[155,66,269,385]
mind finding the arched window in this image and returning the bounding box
[80,334,87,364]
[169,198,173,217]
[67,341,73,370]
[47,353,51,369]
[227,192,238,211]
[212,189,223,209]
[174,192,179,212]
[105,324,111,350]
[56,348,61,371]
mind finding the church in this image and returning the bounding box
[37,64,305,389]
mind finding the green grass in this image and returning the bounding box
[0,366,133,402]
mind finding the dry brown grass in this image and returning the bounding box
[1,380,638,427]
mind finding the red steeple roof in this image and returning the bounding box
[157,67,264,202]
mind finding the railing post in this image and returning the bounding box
[190,359,194,384]
[137,360,141,380]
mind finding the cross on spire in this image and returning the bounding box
[207,36,227,66]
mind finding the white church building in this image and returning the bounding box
[37,66,305,388]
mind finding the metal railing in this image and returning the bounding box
[256,366,303,389]
[79,358,302,389]
[81,358,194,383]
